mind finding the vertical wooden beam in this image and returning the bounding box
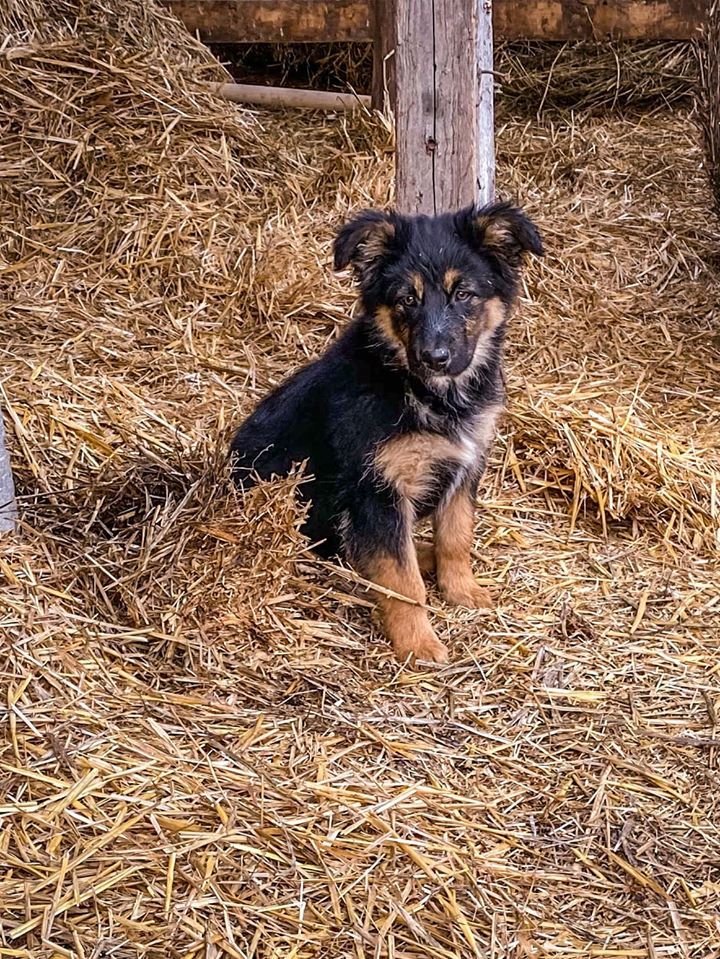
[383,0,495,214]
[371,0,396,113]
[0,411,17,533]
[476,0,495,203]
[394,0,435,213]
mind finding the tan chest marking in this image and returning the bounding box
[467,403,504,457]
[375,432,475,503]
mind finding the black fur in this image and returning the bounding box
[231,201,542,568]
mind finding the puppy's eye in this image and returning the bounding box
[401,294,416,307]
[455,289,472,301]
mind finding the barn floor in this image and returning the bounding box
[1,2,720,957]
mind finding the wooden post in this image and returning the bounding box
[371,0,396,113]
[373,0,495,213]
[0,410,17,533]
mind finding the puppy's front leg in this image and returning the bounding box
[435,482,493,609]
[367,550,449,664]
[346,494,448,663]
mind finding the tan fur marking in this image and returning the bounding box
[410,273,424,299]
[374,304,395,340]
[443,268,461,293]
[367,552,448,663]
[484,296,506,331]
[435,488,492,609]
[468,295,506,337]
[374,305,408,352]
[375,433,470,503]
[474,214,513,252]
[360,220,396,267]
[470,403,503,457]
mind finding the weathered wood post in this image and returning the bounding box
[373,0,495,213]
[0,410,17,533]
[697,0,720,214]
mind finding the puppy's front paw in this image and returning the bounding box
[441,578,493,610]
[393,626,449,665]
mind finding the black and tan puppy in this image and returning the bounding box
[231,201,542,663]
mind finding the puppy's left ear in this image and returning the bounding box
[455,200,543,268]
[333,209,400,277]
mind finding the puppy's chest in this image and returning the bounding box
[374,405,502,508]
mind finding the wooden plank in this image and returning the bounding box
[0,411,17,533]
[493,0,703,40]
[166,0,703,43]
[166,0,372,43]
[392,0,495,215]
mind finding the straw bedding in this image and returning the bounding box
[225,39,695,112]
[1,1,719,957]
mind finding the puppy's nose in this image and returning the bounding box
[421,347,451,371]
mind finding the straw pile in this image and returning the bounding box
[698,0,720,212]
[495,40,695,111]
[225,39,696,111]
[1,2,720,957]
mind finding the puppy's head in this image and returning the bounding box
[334,202,543,382]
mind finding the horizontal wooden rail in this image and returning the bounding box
[166,0,703,43]
[214,82,371,108]
[167,0,371,42]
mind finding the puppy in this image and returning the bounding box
[231,201,542,663]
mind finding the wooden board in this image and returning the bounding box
[391,0,495,215]
[166,0,703,43]
[494,0,703,40]
[167,0,372,43]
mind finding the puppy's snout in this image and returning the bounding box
[420,346,451,372]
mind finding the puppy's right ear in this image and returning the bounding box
[455,201,543,270]
[333,210,399,277]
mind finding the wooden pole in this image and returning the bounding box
[383,0,496,214]
[214,83,370,111]
[0,410,17,534]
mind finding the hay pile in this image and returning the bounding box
[224,39,696,112]
[495,40,695,111]
[1,2,720,957]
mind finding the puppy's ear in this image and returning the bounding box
[333,209,399,277]
[455,201,543,268]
